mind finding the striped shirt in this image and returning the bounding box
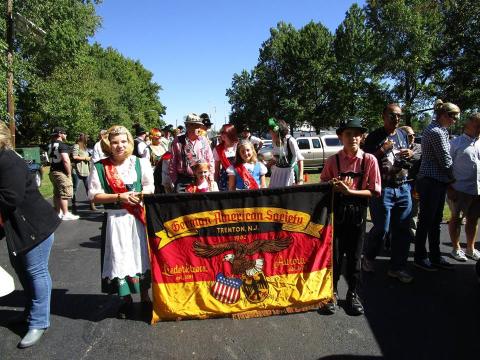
[418,120,454,183]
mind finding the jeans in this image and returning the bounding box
[414,177,448,262]
[72,171,89,202]
[365,183,412,270]
[9,233,54,329]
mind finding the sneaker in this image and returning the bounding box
[58,212,63,219]
[431,256,455,270]
[413,258,438,272]
[362,257,375,273]
[345,291,364,316]
[465,249,480,261]
[388,269,414,283]
[450,249,468,262]
[62,212,79,221]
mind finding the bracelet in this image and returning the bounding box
[116,193,121,204]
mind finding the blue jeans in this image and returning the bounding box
[9,233,54,329]
[365,183,412,270]
[414,177,448,262]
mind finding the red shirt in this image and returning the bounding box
[321,149,381,196]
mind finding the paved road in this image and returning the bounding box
[1,189,479,359]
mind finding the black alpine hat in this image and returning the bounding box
[336,118,368,135]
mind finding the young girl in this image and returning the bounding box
[227,140,267,190]
[320,118,381,316]
[185,161,219,193]
[213,124,238,191]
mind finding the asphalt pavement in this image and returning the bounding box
[1,187,480,360]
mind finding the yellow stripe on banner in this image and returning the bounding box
[151,268,333,322]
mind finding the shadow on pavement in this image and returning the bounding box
[0,288,152,327]
[360,258,480,360]
[79,235,102,249]
[0,289,117,325]
[319,356,383,360]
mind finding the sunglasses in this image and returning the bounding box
[448,112,460,120]
[388,112,404,120]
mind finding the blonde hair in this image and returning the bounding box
[101,125,134,159]
[235,140,257,165]
[0,122,12,150]
[434,99,460,118]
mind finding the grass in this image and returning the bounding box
[39,166,53,199]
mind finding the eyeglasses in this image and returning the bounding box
[408,134,415,137]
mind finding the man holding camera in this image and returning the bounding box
[362,104,414,283]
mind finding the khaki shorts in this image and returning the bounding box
[447,189,480,219]
[49,170,73,199]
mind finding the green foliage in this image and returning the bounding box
[227,0,480,132]
[366,0,445,125]
[0,0,165,146]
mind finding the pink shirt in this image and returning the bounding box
[321,149,381,197]
[168,135,214,183]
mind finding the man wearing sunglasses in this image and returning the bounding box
[362,103,414,283]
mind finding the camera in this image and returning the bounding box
[393,154,413,170]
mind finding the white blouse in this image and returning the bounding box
[88,156,154,200]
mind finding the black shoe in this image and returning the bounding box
[413,258,438,272]
[431,256,455,270]
[322,292,338,314]
[346,291,364,316]
[117,301,133,319]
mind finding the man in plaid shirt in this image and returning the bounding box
[414,100,460,271]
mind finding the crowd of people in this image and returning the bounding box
[2,98,480,348]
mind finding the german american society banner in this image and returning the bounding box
[144,183,333,322]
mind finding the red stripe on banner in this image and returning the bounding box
[150,226,332,284]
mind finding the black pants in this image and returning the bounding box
[333,199,367,293]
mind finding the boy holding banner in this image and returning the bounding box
[320,118,381,315]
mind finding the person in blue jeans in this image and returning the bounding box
[362,103,414,283]
[0,122,61,349]
[414,99,459,271]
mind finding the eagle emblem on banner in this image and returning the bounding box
[193,238,292,304]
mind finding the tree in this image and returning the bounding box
[438,0,480,111]
[365,0,445,125]
[333,4,391,129]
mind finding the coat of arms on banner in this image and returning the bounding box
[211,273,242,304]
[194,237,292,304]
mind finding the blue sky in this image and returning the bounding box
[92,0,365,131]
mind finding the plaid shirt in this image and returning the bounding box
[418,120,454,183]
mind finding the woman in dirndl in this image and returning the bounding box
[267,118,305,188]
[88,125,154,319]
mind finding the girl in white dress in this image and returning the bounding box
[88,125,154,319]
[267,118,305,188]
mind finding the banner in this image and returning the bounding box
[144,183,333,322]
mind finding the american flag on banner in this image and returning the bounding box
[211,273,242,304]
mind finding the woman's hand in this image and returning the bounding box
[118,192,142,205]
